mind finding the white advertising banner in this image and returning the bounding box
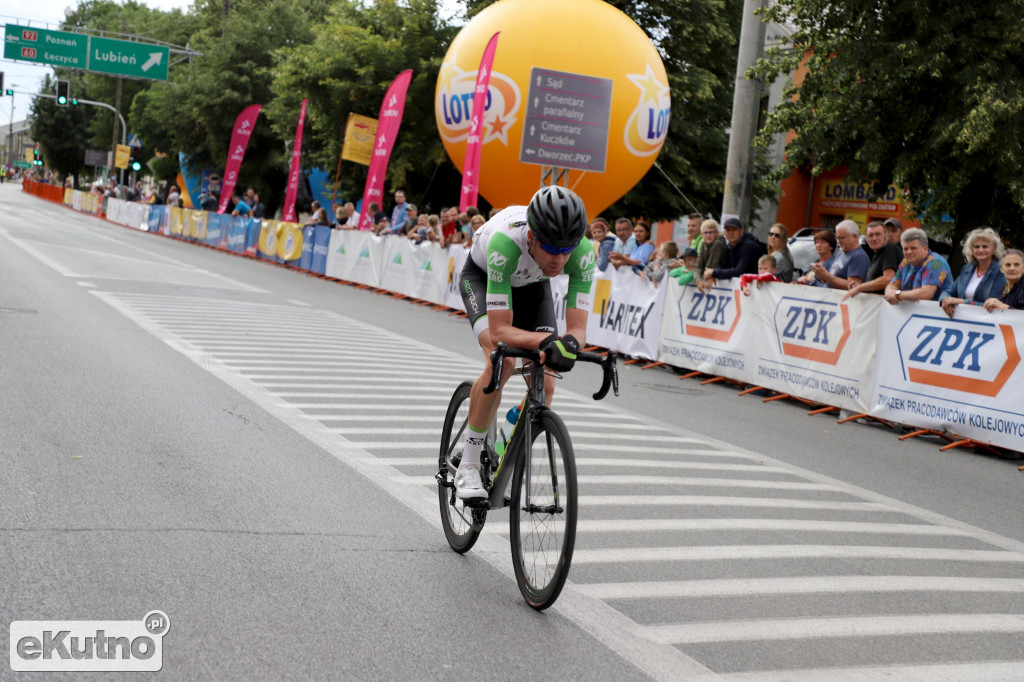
[325,230,385,287]
[658,278,751,381]
[744,284,882,412]
[442,246,469,312]
[870,302,1024,450]
[105,198,151,230]
[378,239,447,304]
[586,267,665,360]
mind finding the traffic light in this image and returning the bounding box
[71,97,78,105]
[131,161,142,172]
[56,79,69,106]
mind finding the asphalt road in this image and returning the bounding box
[2,182,1023,681]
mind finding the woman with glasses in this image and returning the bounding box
[766,223,795,283]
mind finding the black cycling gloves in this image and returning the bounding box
[540,333,580,372]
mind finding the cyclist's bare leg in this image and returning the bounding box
[461,329,515,468]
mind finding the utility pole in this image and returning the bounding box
[721,0,767,227]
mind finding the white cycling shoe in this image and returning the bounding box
[455,463,487,501]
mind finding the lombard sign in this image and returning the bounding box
[894,313,1020,398]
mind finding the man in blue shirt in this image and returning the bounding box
[388,190,409,234]
[810,220,869,290]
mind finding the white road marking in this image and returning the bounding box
[645,614,1024,644]
[576,576,1024,600]
[571,519,968,535]
[571,544,1024,564]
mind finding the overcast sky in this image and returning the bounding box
[0,0,194,122]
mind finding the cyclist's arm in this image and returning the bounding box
[562,239,595,346]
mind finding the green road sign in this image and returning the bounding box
[3,25,87,69]
[88,36,169,81]
[13,161,31,169]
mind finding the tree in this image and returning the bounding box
[755,0,1024,268]
[29,75,95,185]
[141,0,334,213]
[268,0,460,214]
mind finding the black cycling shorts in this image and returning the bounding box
[459,259,556,337]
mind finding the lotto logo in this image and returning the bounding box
[773,297,851,365]
[680,287,741,342]
[896,314,1021,397]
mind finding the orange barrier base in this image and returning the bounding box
[838,412,894,429]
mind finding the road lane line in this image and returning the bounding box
[571,544,1024,564]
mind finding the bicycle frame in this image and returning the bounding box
[479,359,548,511]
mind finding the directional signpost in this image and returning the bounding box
[3,25,87,69]
[88,36,168,81]
[4,24,170,81]
[519,67,613,173]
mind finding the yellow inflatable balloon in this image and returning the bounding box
[435,0,670,217]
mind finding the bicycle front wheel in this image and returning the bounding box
[509,409,577,610]
[438,381,485,553]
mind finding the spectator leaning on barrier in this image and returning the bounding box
[844,221,902,298]
[590,218,621,272]
[613,217,637,256]
[766,222,795,283]
[670,247,700,285]
[939,227,1007,317]
[884,217,905,259]
[796,230,838,286]
[810,220,869,290]
[704,216,762,288]
[694,219,726,292]
[643,241,679,284]
[983,249,1024,311]
[389,190,410,233]
[609,220,654,272]
[231,193,252,217]
[884,227,954,304]
[370,202,386,226]
[740,254,780,295]
[339,202,359,229]
[251,193,265,219]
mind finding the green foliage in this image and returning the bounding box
[268,0,459,212]
[755,0,1024,264]
[29,75,95,185]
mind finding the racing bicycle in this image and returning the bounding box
[436,342,618,610]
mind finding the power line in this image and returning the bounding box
[653,161,706,218]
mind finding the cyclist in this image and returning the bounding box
[454,185,595,500]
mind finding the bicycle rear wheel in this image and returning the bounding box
[438,381,486,553]
[509,409,577,610]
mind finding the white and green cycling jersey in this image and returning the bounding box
[469,205,596,312]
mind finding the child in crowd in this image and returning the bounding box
[669,247,700,285]
[740,254,780,295]
[643,241,679,284]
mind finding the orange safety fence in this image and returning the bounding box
[21,179,65,204]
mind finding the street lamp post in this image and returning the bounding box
[7,84,19,169]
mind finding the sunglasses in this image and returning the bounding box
[538,242,577,256]
[769,232,782,237]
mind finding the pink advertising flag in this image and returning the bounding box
[460,32,500,212]
[282,98,308,222]
[357,69,414,231]
[217,103,262,214]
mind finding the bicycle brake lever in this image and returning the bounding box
[593,351,618,400]
[483,342,506,395]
